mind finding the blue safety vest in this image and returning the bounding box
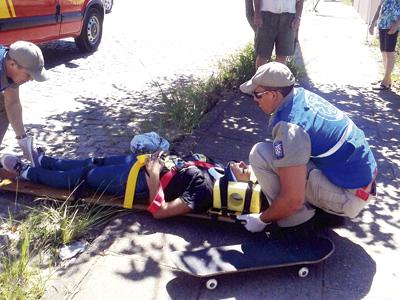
[271,88,377,189]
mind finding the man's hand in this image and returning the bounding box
[253,14,262,28]
[292,17,301,31]
[17,135,39,166]
[369,22,375,35]
[237,213,270,232]
[388,22,399,35]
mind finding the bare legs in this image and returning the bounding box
[381,51,395,87]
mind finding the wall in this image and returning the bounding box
[353,0,380,23]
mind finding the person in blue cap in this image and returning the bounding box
[237,62,377,232]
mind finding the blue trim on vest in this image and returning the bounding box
[271,88,377,188]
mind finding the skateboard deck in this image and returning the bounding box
[171,236,334,288]
[0,169,236,222]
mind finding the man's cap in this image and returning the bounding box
[8,41,48,82]
[240,62,295,94]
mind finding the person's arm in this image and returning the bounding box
[245,0,256,31]
[253,0,262,28]
[369,1,383,35]
[260,164,307,223]
[388,17,400,34]
[292,0,304,31]
[145,157,192,219]
[3,87,26,137]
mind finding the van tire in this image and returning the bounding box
[75,7,103,52]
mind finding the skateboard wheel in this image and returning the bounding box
[206,278,218,290]
[298,267,309,278]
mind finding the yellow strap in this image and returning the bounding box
[123,154,148,209]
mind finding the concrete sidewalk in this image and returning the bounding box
[42,1,399,299]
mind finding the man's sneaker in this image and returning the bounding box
[17,136,40,167]
[0,154,29,176]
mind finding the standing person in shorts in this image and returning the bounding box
[369,0,400,91]
[253,0,304,68]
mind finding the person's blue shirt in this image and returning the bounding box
[378,0,400,30]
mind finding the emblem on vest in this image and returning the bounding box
[305,93,344,121]
[273,141,284,159]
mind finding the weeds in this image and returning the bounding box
[21,198,121,250]
[0,197,121,299]
[0,229,45,299]
[156,43,255,134]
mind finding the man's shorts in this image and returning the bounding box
[255,11,295,58]
[379,29,399,52]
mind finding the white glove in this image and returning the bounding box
[237,213,269,233]
[17,136,37,165]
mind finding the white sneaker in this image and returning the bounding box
[0,154,29,176]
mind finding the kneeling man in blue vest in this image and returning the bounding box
[0,62,377,233]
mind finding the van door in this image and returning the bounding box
[59,0,85,36]
[0,0,60,45]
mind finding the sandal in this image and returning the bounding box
[372,83,391,90]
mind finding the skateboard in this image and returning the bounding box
[171,235,334,290]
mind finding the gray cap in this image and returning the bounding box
[240,62,295,94]
[8,41,48,82]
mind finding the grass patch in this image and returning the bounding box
[0,227,45,299]
[0,197,121,299]
[21,199,120,249]
[155,43,255,135]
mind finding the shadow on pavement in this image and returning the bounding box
[40,40,92,70]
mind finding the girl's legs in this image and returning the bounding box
[382,51,395,86]
[26,154,147,197]
[40,154,136,171]
[378,29,398,87]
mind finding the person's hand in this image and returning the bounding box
[368,23,375,35]
[145,153,164,178]
[237,213,270,232]
[291,17,301,31]
[254,14,262,28]
[17,135,38,165]
[388,23,399,35]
